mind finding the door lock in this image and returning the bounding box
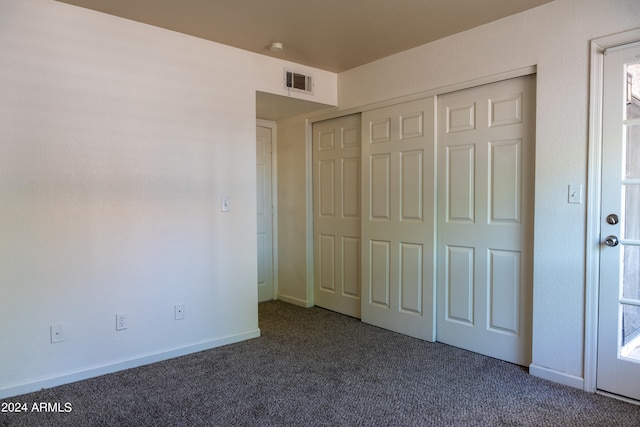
[604,235,619,247]
[606,214,619,225]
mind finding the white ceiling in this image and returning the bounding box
[56,0,552,73]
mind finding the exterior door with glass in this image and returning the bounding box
[597,43,640,401]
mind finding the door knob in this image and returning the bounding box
[604,235,619,247]
[606,214,619,225]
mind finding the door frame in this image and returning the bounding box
[257,119,279,300]
[585,28,640,395]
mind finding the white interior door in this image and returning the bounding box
[313,114,361,318]
[436,76,535,366]
[597,44,640,401]
[257,124,274,302]
[361,98,436,341]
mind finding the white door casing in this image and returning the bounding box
[436,76,535,366]
[361,98,436,341]
[313,114,362,318]
[596,43,640,401]
[257,124,275,302]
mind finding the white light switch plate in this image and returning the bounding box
[568,184,582,204]
[221,197,230,212]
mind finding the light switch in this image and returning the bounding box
[221,197,230,212]
[568,184,582,204]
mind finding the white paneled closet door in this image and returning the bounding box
[361,98,436,341]
[436,76,535,366]
[313,114,362,318]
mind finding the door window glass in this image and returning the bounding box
[627,64,640,120]
[622,245,640,301]
[626,125,640,179]
[622,63,640,362]
[622,304,640,359]
[623,184,640,240]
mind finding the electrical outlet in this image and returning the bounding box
[116,313,128,331]
[174,304,185,320]
[50,324,64,343]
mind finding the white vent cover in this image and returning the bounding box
[284,69,313,94]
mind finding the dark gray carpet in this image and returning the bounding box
[2,300,639,426]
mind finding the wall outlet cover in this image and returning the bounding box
[50,324,64,343]
[175,304,185,320]
[116,313,128,330]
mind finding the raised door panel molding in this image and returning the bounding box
[342,157,360,219]
[400,112,424,139]
[446,245,474,325]
[370,154,391,221]
[319,234,336,292]
[319,130,336,151]
[489,249,521,335]
[342,236,360,298]
[369,240,391,307]
[490,139,522,223]
[489,94,522,128]
[400,242,423,315]
[447,144,475,223]
[400,150,423,222]
[319,160,336,218]
[370,118,391,144]
[447,103,476,133]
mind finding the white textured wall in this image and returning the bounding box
[335,0,640,383]
[0,0,336,398]
[275,115,311,306]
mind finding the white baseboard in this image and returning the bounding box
[529,363,584,390]
[277,293,312,308]
[0,328,261,400]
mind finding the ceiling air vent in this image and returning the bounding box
[284,69,313,94]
